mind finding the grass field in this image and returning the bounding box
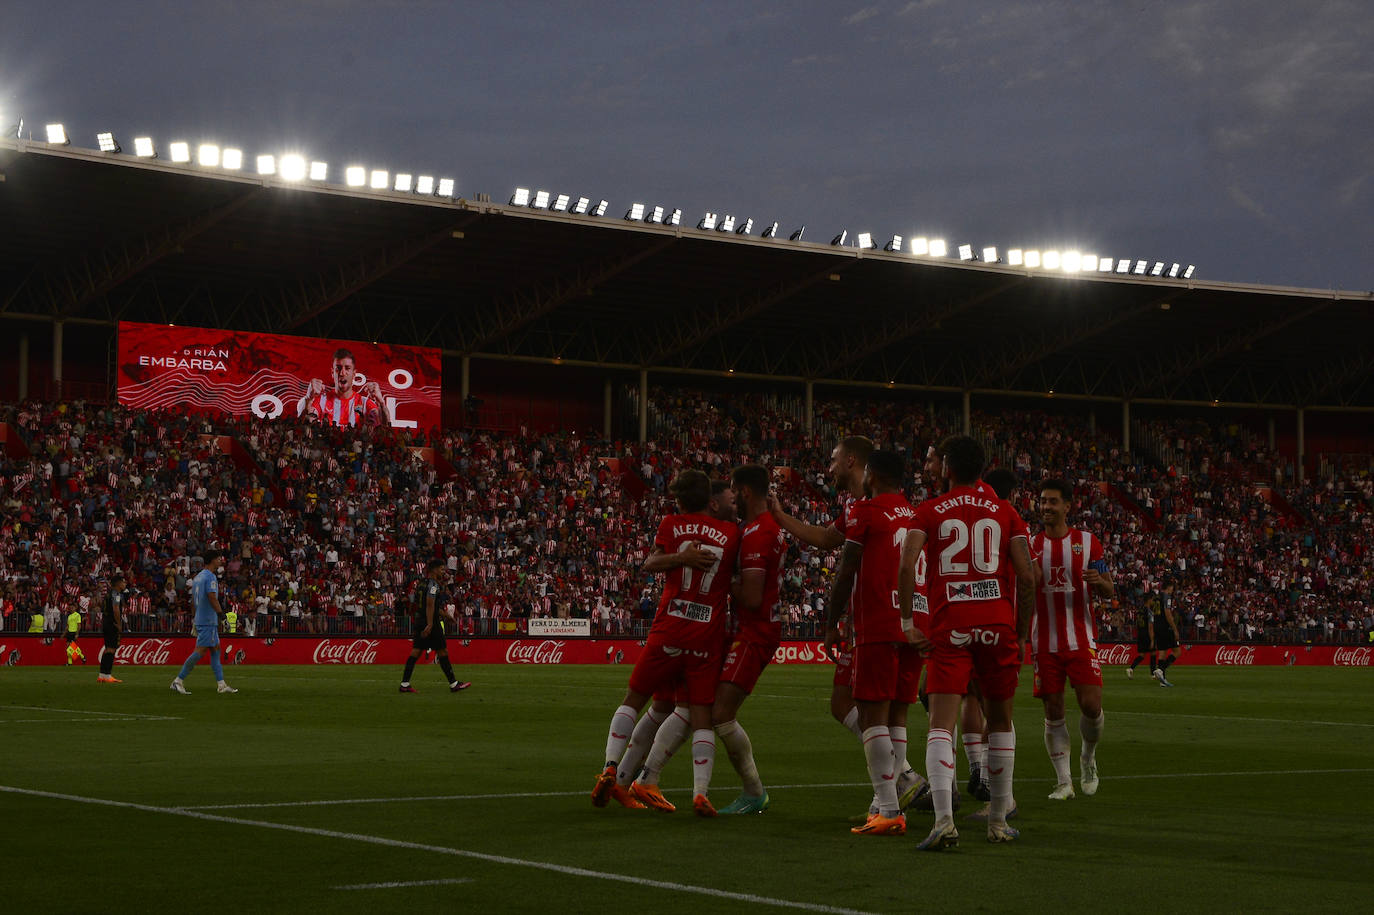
[5,661,1374,913]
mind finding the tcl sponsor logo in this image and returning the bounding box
[772,642,821,664]
[1096,644,1134,666]
[312,639,382,664]
[1332,647,1373,667]
[1214,645,1257,666]
[116,638,175,666]
[504,640,567,664]
[950,628,1001,647]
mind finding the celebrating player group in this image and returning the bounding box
[591,433,1115,850]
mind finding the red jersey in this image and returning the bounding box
[1030,528,1104,654]
[650,512,740,652]
[308,389,380,428]
[842,492,916,645]
[912,483,1029,631]
[737,512,787,643]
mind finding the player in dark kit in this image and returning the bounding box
[399,558,471,693]
[1127,601,1156,679]
[1152,589,1182,687]
[97,573,127,684]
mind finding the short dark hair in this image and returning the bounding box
[731,464,770,497]
[202,549,225,564]
[710,479,731,497]
[1040,477,1073,503]
[839,435,875,466]
[332,348,355,362]
[939,435,985,485]
[866,450,905,488]
[426,558,446,573]
[670,469,712,513]
[984,468,1018,500]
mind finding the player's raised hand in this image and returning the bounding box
[766,492,785,519]
[364,380,383,401]
[308,378,325,396]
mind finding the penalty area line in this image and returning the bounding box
[335,878,472,890]
[0,784,875,915]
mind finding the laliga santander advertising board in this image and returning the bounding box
[116,321,442,431]
[5,638,1374,667]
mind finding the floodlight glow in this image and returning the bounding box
[592,200,608,217]
[96,132,119,152]
[928,239,948,258]
[309,161,328,181]
[169,141,190,163]
[762,222,779,239]
[1080,254,1097,272]
[571,196,590,214]
[1062,251,1081,272]
[1183,265,1195,278]
[738,218,753,235]
[1099,257,1115,273]
[437,178,454,197]
[1168,263,1181,278]
[830,230,847,246]
[133,136,155,157]
[256,154,276,175]
[957,244,974,260]
[667,208,682,227]
[45,123,68,144]
[222,148,242,170]
[720,215,736,232]
[648,205,664,223]
[1025,250,1042,268]
[197,144,220,167]
[1150,261,1165,276]
[983,246,999,263]
[552,194,570,212]
[911,237,929,255]
[698,212,718,230]
[345,166,366,187]
[626,203,646,220]
[510,187,530,206]
[1007,248,1024,266]
[280,155,307,182]
[416,176,434,194]
[1116,258,1131,273]
[1134,260,1148,275]
[884,234,903,251]
[533,190,550,208]
[394,173,413,192]
[369,170,389,190]
[1043,250,1061,270]
[858,232,875,249]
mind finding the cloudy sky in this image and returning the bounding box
[4,0,1371,290]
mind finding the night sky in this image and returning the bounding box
[4,0,1371,291]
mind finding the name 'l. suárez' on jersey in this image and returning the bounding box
[882,506,915,521]
[933,494,1001,515]
[671,523,732,546]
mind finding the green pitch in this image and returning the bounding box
[4,663,1373,913]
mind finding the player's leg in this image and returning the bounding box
[98,635,120,681]
[961,684,989,799]
[975,629,1022,842]
[849,644,903,834]
[917,690,962,850]
[172,645,208,693]
[399,646,422,692]
[593,684,651,807]
[434,648,470,692]
[830,650,861,739]
[1075,680,1104,795]
[713,656,769,814]
[1041,690,1073,798]
[688,697,720,817]
[616,696,673,789]
[891,644,928,810]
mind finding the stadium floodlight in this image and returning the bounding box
[983,246,1000,264]
[1080,254,1098,272]
[345,166,366,187]
[552,194,570,212]
[415,175,434,194]
[648,205,664,223]
[1183,265,1195,278]
[197,144,220,167]
[510,187,530,206]
[830,230,848,246]
[169,141,190,163]
[394,173,413,192]
[222,148,242,170]
[1025,250,1042,268]
[720,215,736,232]
[1099,257,1115,273]
[96,132,120,153]
[571,196,590,214]
[309,160,327,181]
[737,218,753,235]
[1151,261,1165,276]
[761,222,779,239]
[911,237,929,255]
[1007,248,1024,266]
[1115,258,1131,274]
[280,155,307,182]
[958,244,975,261]
[697,212,718,230]
[437,178,454,197]
[592,199,609,217]
[369,170,389,190]
[1168,262,1181,278]
[788,226,805,241]
[883,234,903,251]
[666,208,682,227]
[1133,259,1148,275]
[857,232,875,249]
[45,123,69,145]
[533,189,550,208]
[133,136,155,157]
[1062,251,1081,272]
[256,154,276,175]
[626,203,646,221]
[928,239,948,258]
[1043,250,1061,270]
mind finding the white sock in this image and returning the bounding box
[1080,710,1105,765]
[925,727,956,820]
[715,719,764,796]
[691,729,716,798]
[890,725,912,777]
[617,706,668,787]
[862,726,899,817]
[1044,718,1071,785]
[639,707,690,786]
[842,706,862,739]
[962,731,985,777]
[987,728,1016,825]
[603,704,637,767]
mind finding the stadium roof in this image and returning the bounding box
[3,138,1372,410]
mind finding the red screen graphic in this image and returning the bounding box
[117,322,442,432]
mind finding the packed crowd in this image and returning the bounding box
[1,392,1370,644]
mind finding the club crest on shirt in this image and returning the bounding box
[1071,542,1084,555]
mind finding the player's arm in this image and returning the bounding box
[111,594,122,630]
[363,381,392,426]
[822,541,862,660]
[296,378,324,416]
[207,589,224,617]
[1010,536,1035,643]
[642,544,714,575]
[1165,606,1181,640]
[897,529,932,651]
[767,495,845,550]
[422,590,435,636]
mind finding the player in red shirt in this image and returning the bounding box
[591,469,740,817]
[295,347,392,429]
[1031,477,1114,800]
[899,435,1035,849]
[822,450,921,836]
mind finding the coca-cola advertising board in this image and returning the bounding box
[4,637,1373,667]
[117,321,442,431]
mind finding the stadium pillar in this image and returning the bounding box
[17,332,28,400]
[1122,400,1131,452]
[1296,407,1305,483]
[460,356,470,401]
[52,320,63,399]
[961,391,971,435]
[804,381,813,437]
[638,369,648,444]
[1268,415,1276,451]
[604,379,613,440]
[1088,409,1096,436]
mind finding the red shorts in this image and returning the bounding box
[925,623,1021,702]
[629,638,720,706]
[719,637,779,694]
[832,641,854,690]
[1032,648,1103,698]
[851,641,924,703]
[651,684,688,705]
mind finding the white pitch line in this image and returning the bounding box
[0,784,874,915]
[0,704,179,720]
[1109,709,1374,729]
[335,878,472,890]
[0,717,183,724]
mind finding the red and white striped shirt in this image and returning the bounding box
[1030,528,1104,654]
[307,390,378,428]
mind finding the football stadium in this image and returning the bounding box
[3,132,1373,914]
